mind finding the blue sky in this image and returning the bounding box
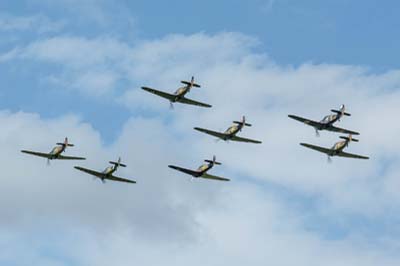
[1,1,400,265]
[0,0,397,140]
[1,0,399,141]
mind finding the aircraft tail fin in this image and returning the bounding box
[57,137,74,147]
[233,116,252,127]
[331,104,351,116]
[181,76,201,88]
[205,155,222,165]
[109,157,127,167]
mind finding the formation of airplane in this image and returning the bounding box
[194,116,262,144]
[301,134,369,162]
[21,137,86,164]
[74,157,136,184]
[169,156,230,182]
[21,75,370,185]
[141,76,212,109]
[289,104,369,161]
[288,104,359,136]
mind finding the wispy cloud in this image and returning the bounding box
[0,14,65,33]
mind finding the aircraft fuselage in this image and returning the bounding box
[172,86,190,102]
[195,163,213,177]
[48,145,66,159]
[103,165,117,176]
[329,140,349,156]
[223,124,244,140]
[316,114,341,130]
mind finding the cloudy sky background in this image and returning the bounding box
[1,1,400,265]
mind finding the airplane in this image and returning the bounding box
[194,116,262,144]
[21,137,86,164]
[168,156,230,182]
[300,134,369,161]
[288,104,360,136]
[74,157,136,184]
[141,76,212,109]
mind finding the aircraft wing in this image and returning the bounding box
[338,151,369,160]
[300,143,332,155]
[58,155,86,160]
[141,87,176,101]
[179,97,212,108]
[201,173,230,182]
[231,135,262,144]
[106,175,137,184]
[74,166,104,178]
[21,150,51,159]
[327,125,360,135]
[194,127,227,139]
[168,165,199,176]
[288,115,321,128]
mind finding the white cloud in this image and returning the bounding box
[0,14,65,33]
[1,31,400,265]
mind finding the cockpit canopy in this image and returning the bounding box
[320,114,335,124]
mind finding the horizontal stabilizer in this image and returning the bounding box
[233,121,252,127]
[181,81,201,87]
[331,109,351,116]
[205,159,222,165]
[340,136,359,142]
[109,161,127,167]
[57,143,74,147]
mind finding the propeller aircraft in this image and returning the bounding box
[168,156,230,182]
[141,76,212,109]
[300,134,369,161]
[288,104,359,136]
[194,116,262,144]
[21,137,86,164]
[74,157,136,184]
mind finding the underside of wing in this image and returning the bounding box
[179,97,212,108]
[21,150,51,159]
[106,175,137,184]
[74,166,104,178]
[327,125,360,135]
[201,173,230,182]
[194,127,227,139]
[300,143,332,155]
[338,151,369,159]
[141,87,175,101]
[288,115,321,128]
[231,135,262,144]
[168,165,199,176]
[58,155,86,160]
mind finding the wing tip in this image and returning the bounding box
[141,86,153,92]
